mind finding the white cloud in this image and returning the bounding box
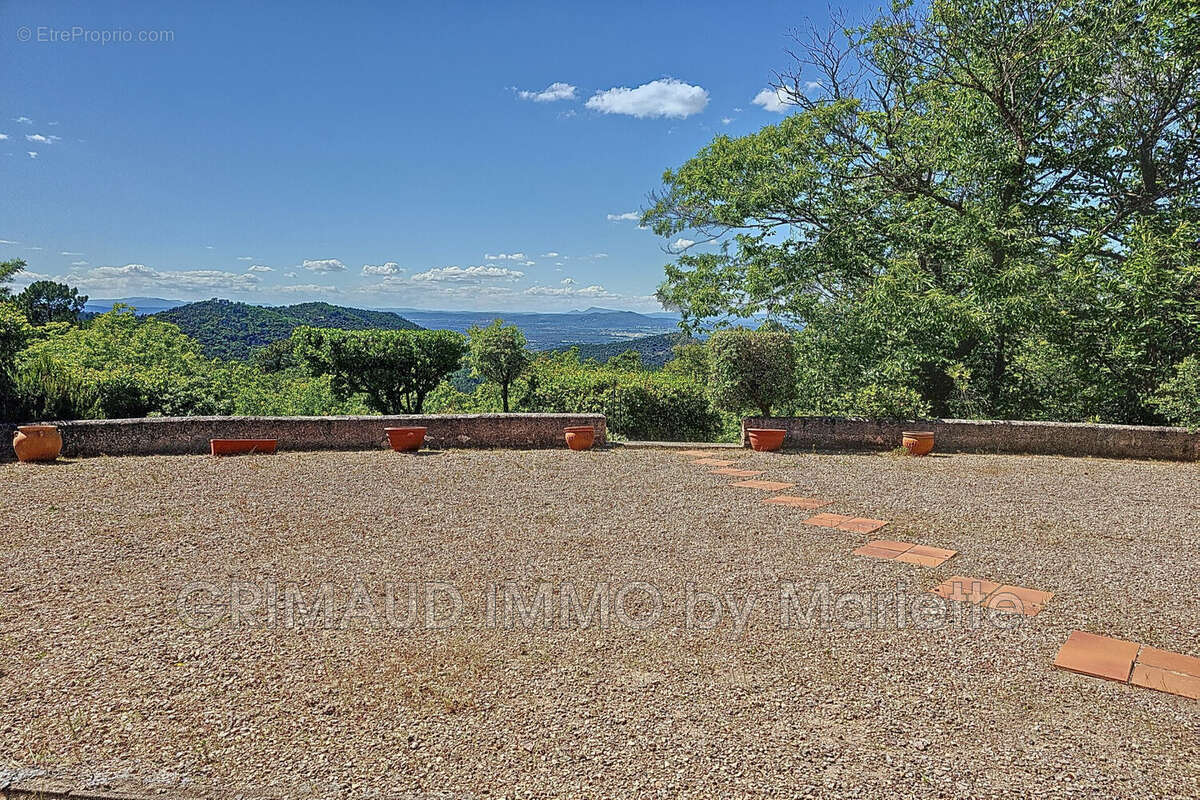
[541,251,560,257]
[236,256,254,261]
[284,271,298,278]
[561,277,576,286]
[27,152,37,159]
[0,239,20,245]
[411,265,525,283]
[71,260,88,266]
[0,134,7,140]
[672,238,695,249]
[752,87,791,113]
[607,212,640,222]
[26,134,60,144]
[721,117,733,125]
[585,78,709,119]
[484,252,526,261]
[302,258,346,273]
[15,117,32,124]
[524,283,618,299]
[362,261,403,275]
[516,82,578,102]
[64,264,262,294]
[593,253,608,258]
[247,264,273,273]
[277,283,338,294]
[60,251,83,256]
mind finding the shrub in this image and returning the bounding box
[708,329,797,416]
[521,352,727,441]
[1150,357,1200,430]
[831,383,932,420]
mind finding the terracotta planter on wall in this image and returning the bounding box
[746,428,786,452]
[12,424,63,463]
[385,427,426,453]
[211,439,277,456]
[902,431,935,456]
[564,425,595,451]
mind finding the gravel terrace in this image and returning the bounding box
[1,448,1198,798]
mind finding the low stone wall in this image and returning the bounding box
[20,414,607,458]
[742,416,1200,461]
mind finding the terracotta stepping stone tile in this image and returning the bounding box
[894,544,957,567]
[868,539,917,554]
[853,540,957,567]
[711,468,764,477]
[803,512,853,528]
[984,584,1054,616]
[853,544,907,560]
[1136,646,1200,678]
[930,576,1001,605]
[1053,631,1141,683]
[692,458,737,466]
[731,479,796,491]
[677,449,715,457]
[762,496,831,510]
[837,517,890,534]
[1130,664,1200,700]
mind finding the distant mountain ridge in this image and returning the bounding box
[84,297,187,315]
[152,299,421,360]
[387,307,679,350]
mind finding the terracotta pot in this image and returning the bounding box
[746,428,786,452]
[211,439,277,456]
[564,425,595,451]
[385,427,426,453]
[12,424,63,463]
[902,431,935,456]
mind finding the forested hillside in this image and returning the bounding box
[153,300,421,359]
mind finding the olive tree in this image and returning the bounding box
[292,326,466,414]
[466,319,530,412]
[707,329,797,417]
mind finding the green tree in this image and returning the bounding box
[662,341,711,383]
[292,326,466,414]
[645,0,1200,424]
[466,319,531,412]
[0,303,32,418]
[15,280,88,325]
[606,349,643,372]
[707,329,797,417]
[0,259,25,298]
[15,306,224,419]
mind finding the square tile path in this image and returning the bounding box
[853,540,957,567]
[712,468,765,477]
[929,576,1053,616]
[803,513,889,534]
[762,496,831,510]
[1054,631,1200,700]
[731,479,797,491]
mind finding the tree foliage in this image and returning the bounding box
[708,329,798,417]
[16,307,225,419]
[15,280,88,325]
[292,326,466,414]
[0,259,24,298]
[467,319,531,412]
[646,0,1200,425]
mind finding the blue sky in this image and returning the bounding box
[1,0,863,312]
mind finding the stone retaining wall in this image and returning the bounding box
[742,416,1200,461]
[13,413,606,458]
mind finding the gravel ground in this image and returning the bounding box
[1,447,1198,798]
